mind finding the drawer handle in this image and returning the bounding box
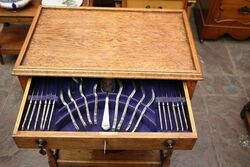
[164,140,176,157]
[36,139,47,155]
[146,5,151,9]
[158,6,163,9]
[239,6,250,14]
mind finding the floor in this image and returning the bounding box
[0,11,250,167]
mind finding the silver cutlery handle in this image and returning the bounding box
[117,97,131,130]
[34,100,42,130]
[73,100,87,127]
[21,101,32,130]
[102,95,110,131]
[172,103,179,131]
[83,95,92,125]
[40,100,47,130]
[126,86,145,131]
[158,101,163,131]
[65,104,80,131]
[177,103,184,131]
[132,89,155,132]
[47,100,55,130]
[117,82,136,131]
[42,100,51,130]
[112,80,123,131]
[162,102,168,130]
[181,102,188,130]
[167,103,173,131]
[68,88,87,127]
[27,101,37,130]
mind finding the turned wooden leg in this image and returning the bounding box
[47,149,58,167]
[161,150,170,167]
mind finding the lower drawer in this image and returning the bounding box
[13,77,197,150]
[57,150,162,167]
[126,0,184,9]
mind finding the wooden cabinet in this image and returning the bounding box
[0,0,41,64]
[122,0,187,9]
[12,7,203,167]
[194,0,250,41]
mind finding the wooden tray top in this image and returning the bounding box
[13,7,203,80]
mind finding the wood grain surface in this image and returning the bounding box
[13,7,203,80]
[57,150,163,167]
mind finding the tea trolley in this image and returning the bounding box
[12,6,203,167]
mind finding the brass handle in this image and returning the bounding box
[239,6,250,14]
[146,5,151,9]
[158,6,163,9]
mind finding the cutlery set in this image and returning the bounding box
[156,94,189,132]
[21,79,58,131]
[20,78,190,132]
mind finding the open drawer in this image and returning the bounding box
[13,77,197,151]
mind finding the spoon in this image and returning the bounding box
[100,79,116,131]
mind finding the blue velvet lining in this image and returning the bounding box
[20,77,191,132]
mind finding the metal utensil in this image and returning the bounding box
[101,79,116,131]
[42,93,52,130]
[93,83,98,125]
[27,89,39,130]
[166,93,173,131]
[176,96,184,131]
[125,86,145,131]
[40,88,48,130]
[157,97,163,131]
[171,96,179,131]
[112,80,123,131]
[68,87,87,127]
[21,89,35,130]
[79,81,92,125]
[117,81,136,131]
[60,90,79,131]
[73,77,92,124]
[132,89,155,132]
[34,89,43,130]
[47,93,56,130]
[180,93,188,130]
[161,97,168,131]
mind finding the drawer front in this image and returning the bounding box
[13,77,197,150]
[126,0,184,9]
[57,150,162,167]
[213,0,250,26]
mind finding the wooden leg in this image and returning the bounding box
[161,150,170,167]
[47,149,58,167]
